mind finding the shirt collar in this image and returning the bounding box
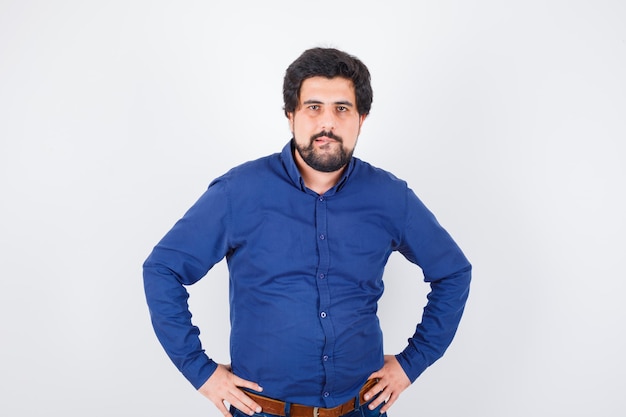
[280,139,356,196]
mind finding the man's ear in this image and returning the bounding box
[287,112,295,132]
[359,113,368,127]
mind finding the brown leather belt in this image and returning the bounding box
[246,379,378,417]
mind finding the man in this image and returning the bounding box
[143,47,471,417]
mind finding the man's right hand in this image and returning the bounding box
[198,363,263,417]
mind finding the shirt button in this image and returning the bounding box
[319,196,324,202]
[319,273,325,279]
[319,234,325,240]
[323,392,330,398]
[320,311,327,318]
[323,355,329,361]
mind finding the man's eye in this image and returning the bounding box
[308,105,320,110]
[337,106,347,112]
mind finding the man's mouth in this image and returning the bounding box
[311,131,342,144]
[315,136,336,144]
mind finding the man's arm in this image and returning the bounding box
[366,188,472,411]
[143,179,262,414]
[395,264,472,382]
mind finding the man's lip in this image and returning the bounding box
[315,136,337,143]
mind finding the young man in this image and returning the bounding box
[143,48,471,417]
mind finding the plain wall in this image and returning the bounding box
[1,1,625,416]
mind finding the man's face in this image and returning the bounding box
[288,76,366,173]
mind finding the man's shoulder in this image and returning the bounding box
[352,157,408,189]
[219,152,282,181]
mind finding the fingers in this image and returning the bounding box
[199,364,263,416]
[363,355,411,412]
[363,379,389,411]
[212,400,232,417]
[209,384,261,416]
[227,389,262,416]
[230,374,263,415]
[363,378,382,402]
[376,386,398,414]
[233,374,264,393]
[365,379,402,413]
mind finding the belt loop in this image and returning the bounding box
[284,401,291,417]
[313,406,319,417]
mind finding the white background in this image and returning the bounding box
[1,1,625,416]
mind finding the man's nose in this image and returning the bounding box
[320,108,336,131]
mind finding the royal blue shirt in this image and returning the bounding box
[143,141,471,408]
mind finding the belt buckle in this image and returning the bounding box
[312,406,319,417]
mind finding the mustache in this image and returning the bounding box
[310,130,342,143]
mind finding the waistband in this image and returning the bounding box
[246,379,378,417]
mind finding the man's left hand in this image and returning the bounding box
[364,355,411,413]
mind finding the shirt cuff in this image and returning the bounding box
[395,347,429,383]
[182,355,219,389]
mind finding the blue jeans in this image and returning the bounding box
[230,399,387,417]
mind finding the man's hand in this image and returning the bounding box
[198,363,263,417]
[364,355,411,413]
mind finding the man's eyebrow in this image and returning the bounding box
[302,99,355,107]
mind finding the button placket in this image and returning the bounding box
[314,194,336,404]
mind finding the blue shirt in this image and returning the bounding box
[143,141,471,408]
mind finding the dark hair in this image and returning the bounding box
[283,48,373,117]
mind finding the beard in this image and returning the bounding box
[294,131,354,173]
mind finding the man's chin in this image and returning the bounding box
[307,153,350,172]
[295,142,351,172]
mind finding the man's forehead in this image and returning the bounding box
[299,76,356,102]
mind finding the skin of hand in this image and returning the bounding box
[364,355,412,413]
[197,363,263,417]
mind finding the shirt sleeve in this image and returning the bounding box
[394,188,472,382]
[142,177,231,389]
